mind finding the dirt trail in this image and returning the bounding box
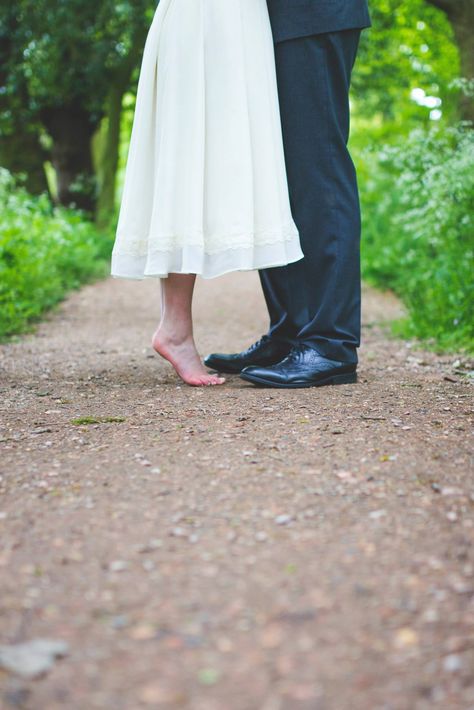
[0,273,473,710]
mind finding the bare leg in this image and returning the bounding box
[152,274,225,386]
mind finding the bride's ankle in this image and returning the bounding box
[152,325,193,350]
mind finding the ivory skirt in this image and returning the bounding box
[111,0,303,279]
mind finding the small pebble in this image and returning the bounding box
[369,509,387,520]
[111,615,129,629]
[393,627,419,649]
[138,539,163,553]
[109,560,128,572]
[441,487,463,497]
[443,654,462,673]
[170,527,187,537]
[0,639,69,678]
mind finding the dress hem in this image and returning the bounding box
[110,236,304,280]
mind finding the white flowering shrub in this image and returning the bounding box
[359,123,473,352]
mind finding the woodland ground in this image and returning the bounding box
[0,273,473,710]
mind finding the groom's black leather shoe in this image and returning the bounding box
[204,335,291,374]
[240,344,357,388]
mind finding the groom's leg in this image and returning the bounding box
[259,29,362,364]
[257,266,301,345]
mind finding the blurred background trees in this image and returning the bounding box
[0,0,473,349]
[0,0,154,220]
[351,0,473,352]
[425,0,474,122]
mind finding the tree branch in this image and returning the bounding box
[425,0,458,18]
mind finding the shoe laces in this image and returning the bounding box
[246,335,269,354]
[285,344,306,362]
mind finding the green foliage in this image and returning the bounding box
[0,169,113,338]
[352,3,472,353]
[0,0,155,213]
[0,0,155,129]
[358,123,474,352]
[355,0,460,131]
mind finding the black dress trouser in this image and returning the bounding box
[259,29,362,364]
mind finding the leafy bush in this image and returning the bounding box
[358,122,474,353]
[0,169,114,338]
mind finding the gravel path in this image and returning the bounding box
[0,273,473,710]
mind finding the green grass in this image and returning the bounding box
[71,416,126,426]
[0,168,114,339]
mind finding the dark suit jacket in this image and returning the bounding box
[267,0,372,42]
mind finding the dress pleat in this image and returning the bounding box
[111,0,303,280]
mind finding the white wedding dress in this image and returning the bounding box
[111,0,303,280]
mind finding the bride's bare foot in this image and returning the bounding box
[152,329,225,387]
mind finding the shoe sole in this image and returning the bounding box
[205,364,244,375]
[205,359,286,375]
[240,371,357,389]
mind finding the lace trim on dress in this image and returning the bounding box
[111,230,304,280]
[113,224,299,257]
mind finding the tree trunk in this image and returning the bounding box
[0,128,49,195]
[94,39,144,227]
[40,105,98,213]
[94,85,125,228]
[425,0,474,123]
[450,10,474,123]
[0,9,49,195]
